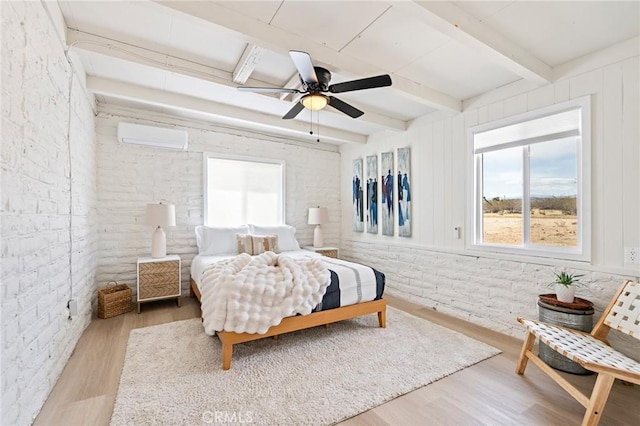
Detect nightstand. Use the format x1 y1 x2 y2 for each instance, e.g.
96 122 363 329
137 255 181 313
303 246 339 259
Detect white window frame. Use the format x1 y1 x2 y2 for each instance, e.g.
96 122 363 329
467 96 591 262
203 153 286 226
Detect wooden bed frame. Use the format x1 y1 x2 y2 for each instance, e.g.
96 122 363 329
190 277 387 370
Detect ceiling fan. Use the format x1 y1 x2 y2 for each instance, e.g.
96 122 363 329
238 51 392 120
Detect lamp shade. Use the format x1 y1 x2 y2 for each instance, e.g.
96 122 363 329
145 203 176 227
308 207 328 225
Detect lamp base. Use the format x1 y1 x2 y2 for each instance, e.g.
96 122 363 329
151 226 167 258
313 225 324 248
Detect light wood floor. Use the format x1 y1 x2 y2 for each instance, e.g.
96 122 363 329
35 295 639 425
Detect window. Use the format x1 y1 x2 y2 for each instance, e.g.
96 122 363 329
204 154 285 226
469 96 591 261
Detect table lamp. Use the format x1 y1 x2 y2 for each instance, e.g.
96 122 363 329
308 207 328 248
145 202 176 258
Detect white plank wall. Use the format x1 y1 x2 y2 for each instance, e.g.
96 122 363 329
622 59 640 252
432 121 446 246
342 55 639 270
451 114 466 250
416 125 433 243
603 63 624 266
442 118 453 249
340 55 640 340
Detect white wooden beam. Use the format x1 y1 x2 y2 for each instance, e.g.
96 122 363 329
393 1 552 85
86 76 367 145
68 29 405 132
67 29 268 90
97 104 341 153
553 36 640 81
153 0 462 113
233 44 264 84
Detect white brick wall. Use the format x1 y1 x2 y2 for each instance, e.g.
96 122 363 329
342 240 639 359
1 2 97 424
96 113 341 297
340 56 640 360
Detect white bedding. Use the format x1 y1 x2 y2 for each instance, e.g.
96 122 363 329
199 252 331 334
191 250 380 312
190 250 320 288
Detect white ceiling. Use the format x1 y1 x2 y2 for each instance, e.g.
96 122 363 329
58 1 639 145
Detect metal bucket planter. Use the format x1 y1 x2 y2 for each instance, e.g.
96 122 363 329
537 296 595 375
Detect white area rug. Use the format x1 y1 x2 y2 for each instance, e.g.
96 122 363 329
111 307 500 425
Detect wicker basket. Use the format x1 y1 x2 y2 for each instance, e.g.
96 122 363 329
320 249 338 258
98 282 132 319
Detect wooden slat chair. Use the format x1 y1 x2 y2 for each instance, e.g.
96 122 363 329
516 280 640 426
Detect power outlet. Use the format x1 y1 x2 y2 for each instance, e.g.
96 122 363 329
68 299 78 317
624 247 639 265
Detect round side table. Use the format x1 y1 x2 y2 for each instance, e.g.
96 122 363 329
537 294 595 375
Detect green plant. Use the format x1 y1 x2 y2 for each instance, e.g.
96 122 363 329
551 271 584 287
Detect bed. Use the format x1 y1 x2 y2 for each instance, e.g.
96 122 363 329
190 225 386 370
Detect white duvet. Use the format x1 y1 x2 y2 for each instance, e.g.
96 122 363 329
200 251 331 335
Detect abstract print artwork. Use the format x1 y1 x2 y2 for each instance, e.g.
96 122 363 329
352 158 364 232
366 155 378 234
397 147 412 237
380 152 394 236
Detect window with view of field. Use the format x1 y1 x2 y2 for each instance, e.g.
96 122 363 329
470 96 591 261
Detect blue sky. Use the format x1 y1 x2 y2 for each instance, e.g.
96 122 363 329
483 137 577 199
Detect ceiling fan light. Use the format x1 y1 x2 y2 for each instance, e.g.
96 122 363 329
301 94 328 111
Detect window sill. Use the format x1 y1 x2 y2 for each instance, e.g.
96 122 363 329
468 243 590 263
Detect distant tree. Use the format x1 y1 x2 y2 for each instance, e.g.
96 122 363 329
531 196 577 215
483 197 522 214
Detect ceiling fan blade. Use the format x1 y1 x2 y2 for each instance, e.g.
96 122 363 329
289 50 318 84
327 96 364 118
238 87 300 94
282 101 305 120
328 74 392 93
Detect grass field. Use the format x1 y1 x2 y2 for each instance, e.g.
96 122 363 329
483 210 577 246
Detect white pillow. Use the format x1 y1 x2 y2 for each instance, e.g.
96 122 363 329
195 225 250 255
249 224 300 251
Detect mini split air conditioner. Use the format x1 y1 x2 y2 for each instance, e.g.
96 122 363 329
117 122 188 151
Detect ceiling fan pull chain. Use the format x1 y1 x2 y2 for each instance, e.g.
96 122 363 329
317 111 320 143
309 109 313 136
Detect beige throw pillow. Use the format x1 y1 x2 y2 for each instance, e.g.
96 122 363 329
251 234 279 254
236 233 253 255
